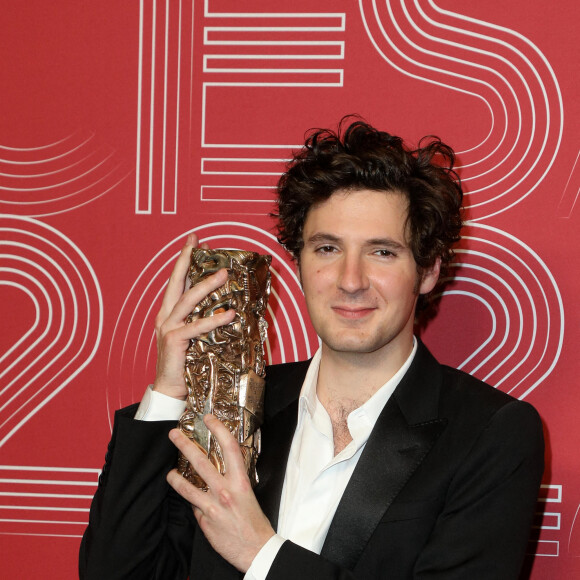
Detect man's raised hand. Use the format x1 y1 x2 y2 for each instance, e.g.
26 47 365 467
152 233 236 400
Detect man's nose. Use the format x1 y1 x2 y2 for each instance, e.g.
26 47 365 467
337 254 370 293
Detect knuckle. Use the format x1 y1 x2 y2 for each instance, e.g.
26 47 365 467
222 433 239 452
205 504 219 519
237 478 252 495
160 326 183 347
154 313 165 332
218 489 233 507
175 477 191 497
157 328 171 348
222 441 238 457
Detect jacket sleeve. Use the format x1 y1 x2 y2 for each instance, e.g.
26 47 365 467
265 399 544 580
79 405 196 580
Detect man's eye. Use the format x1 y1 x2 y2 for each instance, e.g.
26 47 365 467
316 245 337 254
375 249 394 257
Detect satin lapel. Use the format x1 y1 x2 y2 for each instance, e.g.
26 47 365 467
320 342 447 570
254 399 299 530
253 360 309 530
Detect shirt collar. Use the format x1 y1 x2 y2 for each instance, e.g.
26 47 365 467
297 348 322 425
297 338 418 430
357 337 417 427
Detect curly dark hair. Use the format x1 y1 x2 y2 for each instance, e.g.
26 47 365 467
274 117 463 293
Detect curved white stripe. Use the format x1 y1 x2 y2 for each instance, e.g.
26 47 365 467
400 0 538 184
0 132 94 158
0 253 64 398
0 148 105 179
436 287 497 369
363 0 563 216
464 223 564 396
24 169 132 218
387 0 519 175
359 1 497 155
0 217 103 446
0 151 117 193
108 222 310 423
0 278 41 364
0 269 52 383
266 299 286 363
455 248 536 384
385 0 551 203
448 273 511 374
427 0 564 216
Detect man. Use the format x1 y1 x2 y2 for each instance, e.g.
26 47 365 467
80 119 544 579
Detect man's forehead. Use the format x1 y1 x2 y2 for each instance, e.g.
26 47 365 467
307 187 408 214
302 188 410 239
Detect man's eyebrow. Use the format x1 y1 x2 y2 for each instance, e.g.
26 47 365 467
366 237 407 250
304 232 341 244
305 233 407 249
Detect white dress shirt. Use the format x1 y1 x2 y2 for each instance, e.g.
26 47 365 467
245 341 417 579
135 340 418 579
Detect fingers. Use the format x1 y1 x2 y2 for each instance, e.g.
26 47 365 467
165 268 230 330
169 416 246 484
203 415 248 480
166 466 208 509
153 234 234 399
178 308 235 341
166 423 274 573
153 304 235 398
157 234 199 324
169 429 219 488
166 428 226 510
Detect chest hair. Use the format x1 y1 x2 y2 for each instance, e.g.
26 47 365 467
326 399 362 455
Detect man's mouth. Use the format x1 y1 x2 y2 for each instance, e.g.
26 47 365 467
331 306 376 319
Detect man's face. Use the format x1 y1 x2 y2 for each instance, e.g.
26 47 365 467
299 189 439 360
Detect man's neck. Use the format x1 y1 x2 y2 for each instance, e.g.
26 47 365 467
314 339 414 455
316 338 414 409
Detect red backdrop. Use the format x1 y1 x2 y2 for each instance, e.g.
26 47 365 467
1 1 578 577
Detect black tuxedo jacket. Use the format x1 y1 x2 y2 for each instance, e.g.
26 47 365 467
79 342 544 579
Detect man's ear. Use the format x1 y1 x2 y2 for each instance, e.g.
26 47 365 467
418 257 441 295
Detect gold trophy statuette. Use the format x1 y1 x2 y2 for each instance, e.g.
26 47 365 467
177 248 271 489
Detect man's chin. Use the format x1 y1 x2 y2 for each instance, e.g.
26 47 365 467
322 336 385 355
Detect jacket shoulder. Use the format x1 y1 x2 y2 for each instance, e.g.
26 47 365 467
437 363 543 438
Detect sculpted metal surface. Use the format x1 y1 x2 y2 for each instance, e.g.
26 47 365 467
177 248 271 489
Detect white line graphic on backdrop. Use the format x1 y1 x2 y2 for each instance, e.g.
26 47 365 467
201 6 345 148
198 5 346 208
530 484 563 557
0 132 131 217
135 3 347 211
136 0 188 215
440 223 563 399
0 465 99 538
0 216 103 446
557 149 580 218
358 0 563 219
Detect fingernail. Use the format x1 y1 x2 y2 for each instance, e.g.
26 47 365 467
169 429 179 441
